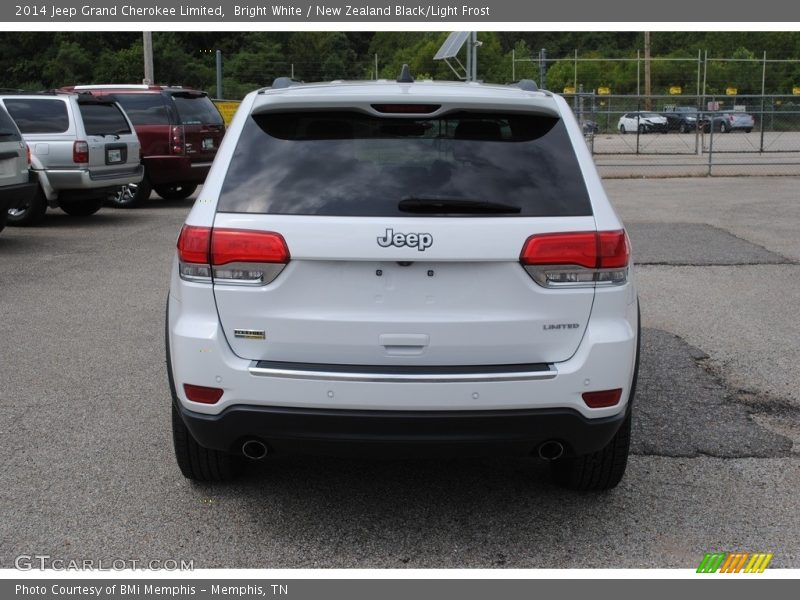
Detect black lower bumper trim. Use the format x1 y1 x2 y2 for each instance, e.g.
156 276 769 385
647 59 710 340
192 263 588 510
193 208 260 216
0 180 38 211
176 403 627 459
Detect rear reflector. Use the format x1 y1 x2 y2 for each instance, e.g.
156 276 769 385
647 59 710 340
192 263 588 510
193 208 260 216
183 384 224 404
582 389 623 408
520 230 630 288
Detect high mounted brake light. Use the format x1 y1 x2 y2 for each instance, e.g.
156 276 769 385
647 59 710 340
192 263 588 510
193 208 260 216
520 230 630 288
371 104 441 114
177 225 289 285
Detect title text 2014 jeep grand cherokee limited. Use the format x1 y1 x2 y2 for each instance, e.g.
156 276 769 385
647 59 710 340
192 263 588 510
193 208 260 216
166 73 640 491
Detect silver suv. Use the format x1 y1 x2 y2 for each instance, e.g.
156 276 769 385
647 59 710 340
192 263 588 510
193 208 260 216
167 74 640 491
0 91 143 225
0 105 37 234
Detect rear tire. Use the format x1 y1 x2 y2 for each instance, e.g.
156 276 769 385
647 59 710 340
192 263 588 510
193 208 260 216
720 122 729 133
745 127 752 133
550 411 632 491
154 183 197 201
107 176 151 209
171 404 241 482
7 185 47 226
59 197 103 217
0 210 6 233
166 298 241 482
619 125 626 134
550 302 640 492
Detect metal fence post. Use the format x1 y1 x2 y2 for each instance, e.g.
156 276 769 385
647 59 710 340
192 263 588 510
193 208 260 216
707 113 714 176
760 51 767 153
635 99 641 155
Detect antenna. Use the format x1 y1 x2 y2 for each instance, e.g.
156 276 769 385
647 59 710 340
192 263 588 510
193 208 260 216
397 64 414 83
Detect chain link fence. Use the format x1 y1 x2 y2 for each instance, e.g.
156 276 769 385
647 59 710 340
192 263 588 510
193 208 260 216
565 93 800 177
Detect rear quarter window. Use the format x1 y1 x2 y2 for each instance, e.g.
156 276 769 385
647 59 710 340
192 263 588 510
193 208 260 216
113 94 170 126
78 102 132 136
218 110 592 218
170 94 224 126
0 106 22 141
3 98 70 134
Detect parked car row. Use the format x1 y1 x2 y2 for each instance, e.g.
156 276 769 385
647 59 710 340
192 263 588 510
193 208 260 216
614 108 755 135
0 85 224 228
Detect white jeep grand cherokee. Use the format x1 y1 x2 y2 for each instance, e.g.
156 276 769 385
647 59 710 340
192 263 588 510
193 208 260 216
166 71 640 491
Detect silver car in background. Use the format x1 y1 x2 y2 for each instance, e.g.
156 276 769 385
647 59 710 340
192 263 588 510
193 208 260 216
0 105 37 233
0 91 143 225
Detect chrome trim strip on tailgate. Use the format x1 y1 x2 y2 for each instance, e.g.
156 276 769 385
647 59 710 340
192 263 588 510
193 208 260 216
248 362 557 383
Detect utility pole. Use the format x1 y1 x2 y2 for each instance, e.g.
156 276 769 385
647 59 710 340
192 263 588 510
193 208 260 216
539 48 547 90
142 31 154 85
215 50 223 98
644 31 652 110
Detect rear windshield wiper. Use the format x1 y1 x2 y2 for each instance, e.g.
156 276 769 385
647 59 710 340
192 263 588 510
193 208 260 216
399 196 521 214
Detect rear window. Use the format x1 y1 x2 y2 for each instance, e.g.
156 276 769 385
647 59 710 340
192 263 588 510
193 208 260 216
78 101 132 136
3 98 69 134
114 94 170 126
171 94 223 126
218 110 592 217
0 106 21 141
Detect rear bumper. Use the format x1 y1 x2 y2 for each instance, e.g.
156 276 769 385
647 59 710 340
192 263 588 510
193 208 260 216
144 156 212 185
175 401 629 458
0 175 37 210
42 165 143 193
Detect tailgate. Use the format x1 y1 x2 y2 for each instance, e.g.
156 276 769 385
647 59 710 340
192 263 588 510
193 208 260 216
211 215 596 366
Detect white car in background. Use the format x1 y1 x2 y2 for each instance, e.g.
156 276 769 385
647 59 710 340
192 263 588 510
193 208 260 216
618 112 668 134
166 71 640 491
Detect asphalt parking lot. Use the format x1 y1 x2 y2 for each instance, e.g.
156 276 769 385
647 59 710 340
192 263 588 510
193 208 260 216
1 177 798 569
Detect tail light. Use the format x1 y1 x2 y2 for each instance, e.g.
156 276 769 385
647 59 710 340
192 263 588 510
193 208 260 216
25 144 31 165
73 140 89 164
177 225 289 285
520 230 630 288
170 125 185 155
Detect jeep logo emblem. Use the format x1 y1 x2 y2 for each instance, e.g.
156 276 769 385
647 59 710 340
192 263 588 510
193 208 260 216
377 228 433 251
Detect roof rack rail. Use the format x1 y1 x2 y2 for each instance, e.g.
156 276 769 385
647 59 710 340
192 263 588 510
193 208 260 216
0 88 61 96
397 64 414 83
510 80 539 92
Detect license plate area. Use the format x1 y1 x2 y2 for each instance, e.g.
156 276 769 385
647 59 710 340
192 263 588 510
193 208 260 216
105 144 127 165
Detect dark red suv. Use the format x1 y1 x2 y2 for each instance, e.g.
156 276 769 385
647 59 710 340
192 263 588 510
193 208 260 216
61 85 225 207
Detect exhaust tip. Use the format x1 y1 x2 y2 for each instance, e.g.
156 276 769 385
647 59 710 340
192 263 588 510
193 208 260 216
538 440 565 461
241 439 269 461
